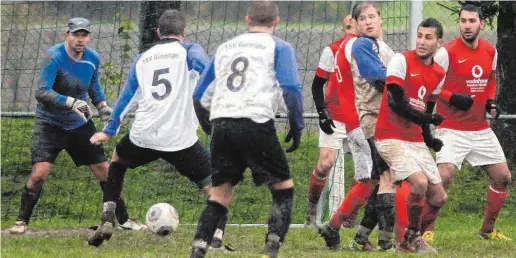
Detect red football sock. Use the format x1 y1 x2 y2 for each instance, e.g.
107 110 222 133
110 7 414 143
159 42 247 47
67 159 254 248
330 182 373 229
395 181 410 243
407 192 425 232
421 202 442 233
308 169 327 204
480 184 508 233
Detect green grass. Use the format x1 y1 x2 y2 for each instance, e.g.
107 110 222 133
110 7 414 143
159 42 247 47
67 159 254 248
1 117 516 257
2 215 516 258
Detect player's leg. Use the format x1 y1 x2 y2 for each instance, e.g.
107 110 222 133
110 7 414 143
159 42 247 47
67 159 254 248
480 162 511 239
394 181 410 244
10 120 63 234
163 140 229 249
190 118 245 258
375 140 433 253
416 145 447 247
244 119 294 257
465 129 511 240
346 128 377 250
421 128 468 242
346 128 373 229
306 123 346 226
87 133 157 246
69 121 143 230
351 136 394 251
351 184 378 251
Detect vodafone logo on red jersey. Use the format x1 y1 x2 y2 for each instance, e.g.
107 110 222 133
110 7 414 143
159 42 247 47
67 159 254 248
472 65 483 78
466 64 488 92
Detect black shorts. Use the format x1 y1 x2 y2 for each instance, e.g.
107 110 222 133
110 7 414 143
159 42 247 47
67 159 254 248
31 119 107 167
115 134 212 188
210 118 291 187
367 137 389 180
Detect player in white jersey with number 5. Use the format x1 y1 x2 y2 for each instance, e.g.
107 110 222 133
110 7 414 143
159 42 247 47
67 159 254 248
190 2 304 258
87 10 227 248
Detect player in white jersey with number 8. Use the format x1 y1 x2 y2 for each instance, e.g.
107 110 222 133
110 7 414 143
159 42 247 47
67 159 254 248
190 2 304 258
87 10 228 248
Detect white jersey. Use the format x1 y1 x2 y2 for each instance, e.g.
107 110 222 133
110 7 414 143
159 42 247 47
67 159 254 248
193 32 303 128
104 39 209 151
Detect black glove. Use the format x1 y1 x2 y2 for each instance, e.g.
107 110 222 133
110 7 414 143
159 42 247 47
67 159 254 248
485 99 500 119
449 93 474 111
422 125 443 152
318 108 336 134
285 128 302 153
430 113 444 126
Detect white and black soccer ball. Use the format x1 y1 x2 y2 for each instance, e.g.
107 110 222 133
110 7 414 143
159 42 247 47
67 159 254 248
145 203 179 236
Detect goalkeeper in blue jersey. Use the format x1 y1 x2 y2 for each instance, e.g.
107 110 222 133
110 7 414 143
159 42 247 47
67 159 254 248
190 2 304 258
87 10 228 249
8 17 144 234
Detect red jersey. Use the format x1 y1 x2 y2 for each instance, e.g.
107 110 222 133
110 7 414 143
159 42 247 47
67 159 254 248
375 50 446 142
434 37 497 131
315 34 360 131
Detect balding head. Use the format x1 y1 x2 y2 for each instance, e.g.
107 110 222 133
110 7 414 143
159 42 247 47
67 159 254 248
341 14 358 37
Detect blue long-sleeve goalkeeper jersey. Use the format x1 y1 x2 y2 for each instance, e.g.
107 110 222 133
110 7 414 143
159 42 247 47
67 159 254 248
35 43 105 130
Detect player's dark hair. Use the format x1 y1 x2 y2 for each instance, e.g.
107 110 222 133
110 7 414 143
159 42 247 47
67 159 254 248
352 2 381 20
418 18 443 39
459 4 484 20
158 9 186 37
247 1 279 27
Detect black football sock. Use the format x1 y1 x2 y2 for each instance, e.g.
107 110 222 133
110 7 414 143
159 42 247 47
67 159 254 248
17 185 43 224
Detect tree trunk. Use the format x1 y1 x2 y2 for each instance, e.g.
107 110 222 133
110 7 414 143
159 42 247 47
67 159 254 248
139 1 181 53
495 2 516 173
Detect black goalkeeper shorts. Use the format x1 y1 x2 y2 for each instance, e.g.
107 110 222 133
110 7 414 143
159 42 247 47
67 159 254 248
31 119 107 167
210 118 292 187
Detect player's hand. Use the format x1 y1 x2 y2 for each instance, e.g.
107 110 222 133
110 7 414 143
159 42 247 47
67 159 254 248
285 128 302 153
96 102 113 123
449 93 474 111
486 99 500 119
66 97 92 122
90 132 110 145
424 136 443 152
422 124 443 152
318 108 335 134
430 113 444 126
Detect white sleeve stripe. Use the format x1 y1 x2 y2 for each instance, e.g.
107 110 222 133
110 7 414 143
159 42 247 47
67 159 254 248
386 53 407 80
492 49 498 71
434 47 449 72
317 46 334 72
345 37 356 63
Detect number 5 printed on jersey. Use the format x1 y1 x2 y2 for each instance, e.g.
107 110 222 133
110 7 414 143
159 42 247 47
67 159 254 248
152 68 172 100
227 56 249 92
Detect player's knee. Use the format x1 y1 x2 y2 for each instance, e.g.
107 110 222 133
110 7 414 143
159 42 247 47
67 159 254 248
317 154 336 173
495 171 512 188
27 175 46 189
410 177 428 194
430 192 448 207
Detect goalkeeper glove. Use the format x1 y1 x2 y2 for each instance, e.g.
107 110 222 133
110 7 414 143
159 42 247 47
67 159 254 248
66 97 92 122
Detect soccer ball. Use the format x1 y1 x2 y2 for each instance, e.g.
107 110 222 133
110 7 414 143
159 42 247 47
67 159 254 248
145 203 179 236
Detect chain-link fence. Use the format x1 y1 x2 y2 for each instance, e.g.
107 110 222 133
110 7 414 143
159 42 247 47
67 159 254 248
1 1 512 225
